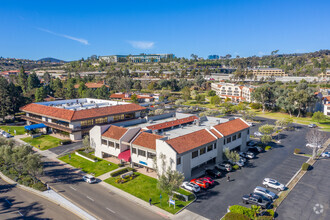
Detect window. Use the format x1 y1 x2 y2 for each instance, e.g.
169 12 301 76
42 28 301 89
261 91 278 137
232 135 236 141
132 147 136 154
81 119 94 127
101 139 107 145
108 141 114 147
214 143 217 149
227 137 231 143
207 145 213 152
224 139 226 145
115 143 120 149
138 149 146 157
113 114 125 121
177 157 181 165
192 150 198 159
247 130 250 134
238 133 241 138
95 117 108 124
200 147 206 155
147 152 156 159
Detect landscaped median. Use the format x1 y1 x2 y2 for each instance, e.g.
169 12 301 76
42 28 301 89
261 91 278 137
21 135 63 150
59 153 118 177
104 172 195 214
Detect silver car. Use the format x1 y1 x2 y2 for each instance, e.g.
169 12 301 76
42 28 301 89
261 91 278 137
254 186 276 199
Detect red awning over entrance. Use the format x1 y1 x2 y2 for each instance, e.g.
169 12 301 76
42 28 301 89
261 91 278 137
118 149 131 162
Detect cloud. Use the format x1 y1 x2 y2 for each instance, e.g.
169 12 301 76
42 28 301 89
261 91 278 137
128 41 155 49
36 27 89 45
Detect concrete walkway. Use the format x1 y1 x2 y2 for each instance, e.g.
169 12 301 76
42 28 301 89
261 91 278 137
98 166 126 181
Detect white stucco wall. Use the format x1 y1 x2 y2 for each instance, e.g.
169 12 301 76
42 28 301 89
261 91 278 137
155 139 177 175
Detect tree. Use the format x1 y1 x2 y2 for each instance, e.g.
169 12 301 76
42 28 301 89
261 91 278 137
259 124 275 144
35 87 47 102
181 87 191 101
43 72 51 84
96 85 110 99
210 96 221 105
224 148 240 163
195 94 205 103
207 90 216 96
194 75 205 87
312 111 326 123
190 54 198 61
131 94 138 103
251 84 274 112
275 118 293 130
306 129 327 159
241 110 256 121
155 109 165 115
65 81 77 99
18 66 28 92
133 80 142 90
0 77 10 121
27 72 40 91
154 153 184 198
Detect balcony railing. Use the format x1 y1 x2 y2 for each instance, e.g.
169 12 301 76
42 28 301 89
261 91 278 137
21 115 73 133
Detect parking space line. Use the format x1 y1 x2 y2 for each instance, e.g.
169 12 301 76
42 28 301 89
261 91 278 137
106 207 115 213
86 196 94 201
69 186 77 191
17 211 24 216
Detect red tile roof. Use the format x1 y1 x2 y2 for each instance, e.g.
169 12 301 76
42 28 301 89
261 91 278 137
110 93 127 99
147 116 199 131
213 118 249 136
132 132 164 150
166 129 217 154
20 103 146 121
210 129 223 138
102 125 128 140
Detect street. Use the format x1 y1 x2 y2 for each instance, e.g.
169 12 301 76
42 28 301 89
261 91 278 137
0 179 79 220
40 158 164 220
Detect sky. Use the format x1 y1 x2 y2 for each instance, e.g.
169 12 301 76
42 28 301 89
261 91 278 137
0 0 329 61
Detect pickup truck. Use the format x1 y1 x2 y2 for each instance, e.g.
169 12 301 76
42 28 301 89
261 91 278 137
242 194 271 209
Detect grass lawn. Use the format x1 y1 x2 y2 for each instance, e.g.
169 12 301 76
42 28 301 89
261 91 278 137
59 153 118 177
104 173 194 214
252 110 330 131
0 126 26 136
21 135 62 150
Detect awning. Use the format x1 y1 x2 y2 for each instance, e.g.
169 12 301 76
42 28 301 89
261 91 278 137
24 123 47 131
118 149 131 162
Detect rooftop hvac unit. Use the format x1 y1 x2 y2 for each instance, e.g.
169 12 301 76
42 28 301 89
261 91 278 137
216 119 221 125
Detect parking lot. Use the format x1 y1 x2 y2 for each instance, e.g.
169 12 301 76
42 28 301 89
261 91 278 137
187 117 316 220
276 145 330 220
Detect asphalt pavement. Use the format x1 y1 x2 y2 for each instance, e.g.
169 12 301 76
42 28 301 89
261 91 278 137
187 117 314 220
48 141 83 156
0 179 79 220
276 146 330 220
40 158 164 220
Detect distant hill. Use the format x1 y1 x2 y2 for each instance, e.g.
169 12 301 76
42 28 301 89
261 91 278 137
38 57 66 63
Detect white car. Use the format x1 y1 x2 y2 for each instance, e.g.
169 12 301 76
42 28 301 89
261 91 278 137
254 131 263 137
3 133 11 138
83 175 97 184
239 151 255 159
321 152 330 157
263 178 285 191
181 181 200 193
254 186 276 200
306 143 321 148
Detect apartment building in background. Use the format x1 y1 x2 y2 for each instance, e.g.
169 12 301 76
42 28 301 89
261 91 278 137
248 68 288 77
99 54 174 63
90 113 250 179
20 98 146 140
211 83 255 102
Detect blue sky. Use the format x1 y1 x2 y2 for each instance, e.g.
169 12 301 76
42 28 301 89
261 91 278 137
0 0 329 61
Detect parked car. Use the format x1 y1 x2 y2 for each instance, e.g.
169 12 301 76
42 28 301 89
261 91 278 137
254 186 276 200
3 133 11 138
181 181 200 193
229 158 245 167
263 178 285 191
254 131 263 137
242 194 271 209
190 178 209 189
308 124 317 128
321 152 330 158
201 177 215 185
83 175 97 184
239 152 255 159
215 163 232 172
252 192 273 203
306 143 321 148
205 169 222 178
247 140 257 146
239 156 247 163
248 146 263 153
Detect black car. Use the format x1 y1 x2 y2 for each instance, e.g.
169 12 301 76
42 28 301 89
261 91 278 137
242 194 271 209
250 193 273 203
205 169 222 178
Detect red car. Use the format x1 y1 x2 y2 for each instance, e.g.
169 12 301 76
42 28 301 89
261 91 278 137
190 178 209 189
200 177 215 185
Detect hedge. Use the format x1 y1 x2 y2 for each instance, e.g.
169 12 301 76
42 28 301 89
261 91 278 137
232 164 240 170
223 212 249 220
77 150 99 161
302 163 310 171
61 139 72 145
265 146 272 151
111 168 129 177
229 205 254 219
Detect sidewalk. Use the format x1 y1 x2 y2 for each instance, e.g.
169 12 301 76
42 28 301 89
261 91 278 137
98 166 126 181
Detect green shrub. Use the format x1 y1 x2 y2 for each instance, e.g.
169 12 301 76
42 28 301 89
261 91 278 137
61 139 72 145
232 164 240 170
265 146 272 151
229 205 254 219
306 112 313 118
224 212 250 220
294 148 301 154
256 216 273 220
174 193 186 201
32 182 47 191
250 103 262 109
266 209 275 217
302 163 310 171
110 168 129 177
77 150 98 161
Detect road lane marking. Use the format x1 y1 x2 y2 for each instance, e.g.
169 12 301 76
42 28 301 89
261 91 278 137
17 211 24 216
86 196 94 201
5 199 12 205
106 207 115 213
69 186 77 191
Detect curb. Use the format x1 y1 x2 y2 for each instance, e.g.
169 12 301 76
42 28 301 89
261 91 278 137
0 171 87 220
